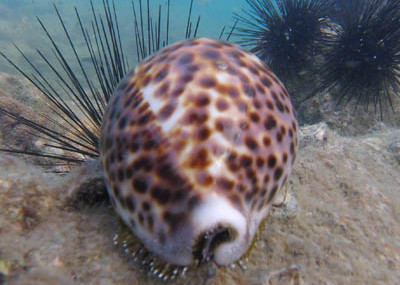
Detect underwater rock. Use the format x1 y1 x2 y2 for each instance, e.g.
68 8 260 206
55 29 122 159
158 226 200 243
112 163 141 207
298 90 400 136
0 74 92 172
7 268 75 285
0 79 47 157
0 73 44 109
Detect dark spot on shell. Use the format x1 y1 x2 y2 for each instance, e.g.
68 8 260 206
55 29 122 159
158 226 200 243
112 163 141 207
267 185 279 203
249 65 260 75
274 167 283 181
159 104 175 119
228 49 244 60
126 195 136 211
240 155 253 168
196 93 210 107
253 100 261 110
250 112 260 123
154 67 169 82
227 66 238 75
133 156 153 171
277 132 283 142
264 115 277 130
216 98 229 111
263 135 272 147
245 136 258 151
138 111 153 125
238 73 249 84
142 75 151 86
156 164 183 185
243 84 255 97
275 99 284 113
190 148 210 168
283 153 288 163
261 76 272 88
118 116 128 129
180 74 194 84
163 211 185 231
129 141 140 153
228 86 239 98
138 213 144 225
203 50 220 59
171 86 185 97
256 83 265 94
264 174 270 183
217 177 234 191
187 111 208 125
151 186 171 204
238 100 248 113
155 81 170 97
178 53 194 65
125 165 134 178
199 76 217 88
229 194 243 210
215 120 224 132
292 121 297 132
267 154 277 168
197 172 214 186
185 64 199 73
290 142 295 155
132 178 148 194
239 121 249 130
197 126 211 141
142 201 151 211
256 156 265 168
124 90 137 107
172 189 187 203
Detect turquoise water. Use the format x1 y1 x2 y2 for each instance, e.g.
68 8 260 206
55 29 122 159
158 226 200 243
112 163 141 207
0 0 246 75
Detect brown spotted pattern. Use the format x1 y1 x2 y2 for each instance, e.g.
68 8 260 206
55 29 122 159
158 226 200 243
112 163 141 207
100 38 298 266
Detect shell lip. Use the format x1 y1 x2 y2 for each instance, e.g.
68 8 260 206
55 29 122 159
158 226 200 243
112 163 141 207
192 223 237 263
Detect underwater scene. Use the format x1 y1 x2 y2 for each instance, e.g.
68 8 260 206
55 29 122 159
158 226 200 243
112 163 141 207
0 0 399 284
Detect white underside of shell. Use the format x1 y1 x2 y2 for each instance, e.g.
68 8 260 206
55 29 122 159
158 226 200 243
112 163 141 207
191 193 248 265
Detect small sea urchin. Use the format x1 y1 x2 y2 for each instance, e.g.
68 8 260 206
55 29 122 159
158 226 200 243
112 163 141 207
318 0 400 119
234 0 334 84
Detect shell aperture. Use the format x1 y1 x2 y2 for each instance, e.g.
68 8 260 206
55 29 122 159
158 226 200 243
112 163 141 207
100 38 298 266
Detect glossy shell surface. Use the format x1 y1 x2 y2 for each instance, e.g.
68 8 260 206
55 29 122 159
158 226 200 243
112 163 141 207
100 38 298 266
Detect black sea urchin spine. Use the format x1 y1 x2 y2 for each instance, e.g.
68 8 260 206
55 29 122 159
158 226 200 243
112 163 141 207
234 0 335 84
0 0 202 170
318 0 400 119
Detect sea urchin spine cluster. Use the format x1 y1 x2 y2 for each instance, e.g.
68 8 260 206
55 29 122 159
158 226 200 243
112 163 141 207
235 0 400 118
319 0 400 118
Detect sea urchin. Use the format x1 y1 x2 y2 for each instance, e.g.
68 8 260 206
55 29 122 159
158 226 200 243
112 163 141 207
234 0 334 84
318 0 400 119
